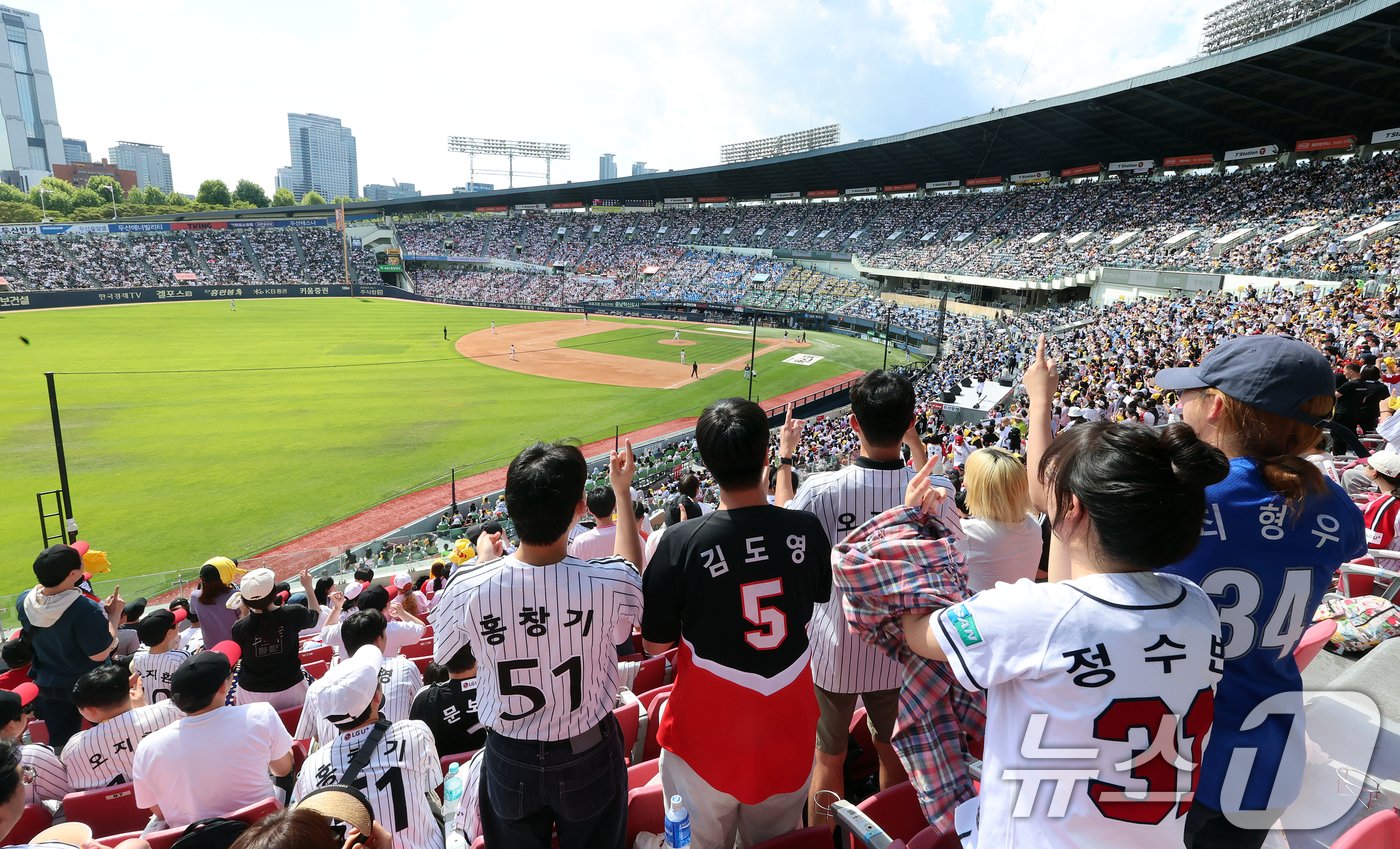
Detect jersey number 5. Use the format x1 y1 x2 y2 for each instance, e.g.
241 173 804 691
497 656 584 721
740 578 787 650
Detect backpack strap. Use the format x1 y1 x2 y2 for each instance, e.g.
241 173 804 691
339 719 392 788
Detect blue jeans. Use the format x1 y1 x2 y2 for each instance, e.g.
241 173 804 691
481 714 627 849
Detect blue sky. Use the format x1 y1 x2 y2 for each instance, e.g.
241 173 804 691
27 0 1221 195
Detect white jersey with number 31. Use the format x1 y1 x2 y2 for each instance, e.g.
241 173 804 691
933 571 1223 849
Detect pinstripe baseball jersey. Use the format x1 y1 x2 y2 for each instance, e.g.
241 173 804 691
61 700 182 790
297 655 423 746
21 742 68 805
292 719 445 849
131 648 190 704
789 458 962 693
177 626 204 654
433 554 642 741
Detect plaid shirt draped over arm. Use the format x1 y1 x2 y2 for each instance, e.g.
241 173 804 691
833 505 986 834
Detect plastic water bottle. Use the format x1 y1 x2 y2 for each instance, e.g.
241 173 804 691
664 794 691 848
442 762 466 847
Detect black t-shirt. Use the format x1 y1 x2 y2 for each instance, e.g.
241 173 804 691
643 505 831 678
230 604 318 693
409 677 485 756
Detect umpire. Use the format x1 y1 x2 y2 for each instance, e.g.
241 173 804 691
431 441 644 849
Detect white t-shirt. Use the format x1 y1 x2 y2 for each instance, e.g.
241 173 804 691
132 703 293 827
320 620 426 659
957 516 1044 592
293 720 445 849
568 524 647 567
63 700 183 790
931 573 1222 849
298 655 424 746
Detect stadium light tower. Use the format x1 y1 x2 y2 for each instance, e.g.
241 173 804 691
448 137 571 189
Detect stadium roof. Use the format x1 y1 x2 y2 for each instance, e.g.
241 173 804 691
184 0 1400 221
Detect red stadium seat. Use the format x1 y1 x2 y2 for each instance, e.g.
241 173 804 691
277 704 303 736
412 655 434 675
614 699 642 764
626 782 666 849
850 782 926 849
1294 619 1338 671
628 757 660 791
442 750 476 775
6 803 52 843
64 781 150 835
845 707 879 786
750 826 834 848
291 739 310 774
26 719 47 746
1332 809 1400 849
299 644 333 666
632 654 667 696
641 688 673 763
304 660 330 680
98 797 280 849
908 825 963 849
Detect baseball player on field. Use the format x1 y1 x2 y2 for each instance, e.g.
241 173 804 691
773 370 959 828
292 643 445 849
432 440 644 849
63 665 181 790
297 609 423 747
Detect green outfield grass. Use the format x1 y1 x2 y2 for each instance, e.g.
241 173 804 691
558 326 755 364
0 297 894 615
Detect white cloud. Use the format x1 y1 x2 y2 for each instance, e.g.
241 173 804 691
874 0 961 65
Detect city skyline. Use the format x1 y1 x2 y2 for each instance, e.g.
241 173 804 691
25 0 1222 196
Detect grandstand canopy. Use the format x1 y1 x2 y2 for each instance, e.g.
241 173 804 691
183 0 1400 221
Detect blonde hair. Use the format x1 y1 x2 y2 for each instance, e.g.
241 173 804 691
964 447 1032 524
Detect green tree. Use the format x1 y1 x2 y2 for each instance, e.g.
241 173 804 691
233 179 270 208
71 187 105 209
141 185 168 205
167 192 189 207
0 200 41 223
0 182 27 204
29 185 73 215
271 187 295 207
85 175 123 201
229 199 256 210
195 179 232 207
300 190 325 205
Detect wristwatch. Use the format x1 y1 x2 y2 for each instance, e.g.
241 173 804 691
779 457 794 465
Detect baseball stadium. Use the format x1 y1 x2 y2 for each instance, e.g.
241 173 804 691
1 0 1399 847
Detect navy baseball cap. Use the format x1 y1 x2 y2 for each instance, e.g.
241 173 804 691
1154 335 1334 426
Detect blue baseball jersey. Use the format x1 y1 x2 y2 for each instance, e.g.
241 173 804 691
1164 457 1364 813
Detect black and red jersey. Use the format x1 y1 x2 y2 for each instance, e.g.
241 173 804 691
643 505 831 803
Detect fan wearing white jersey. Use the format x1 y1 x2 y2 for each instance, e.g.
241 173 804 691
292 644 444 849
897 420 1229 849
297 609 423 747
434 441 644 849
773 370 962 828
64 664 181 790
0 684 68 807
132 608 190 704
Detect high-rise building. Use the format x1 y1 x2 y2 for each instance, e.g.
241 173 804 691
363 182 421 201
631 161 659 176
287 113 358 201
62 137 88 163
108 141 173 193
275 166 294 193
0 7 65 188
599 153 616 181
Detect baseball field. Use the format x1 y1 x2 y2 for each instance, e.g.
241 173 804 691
0 297 897 611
